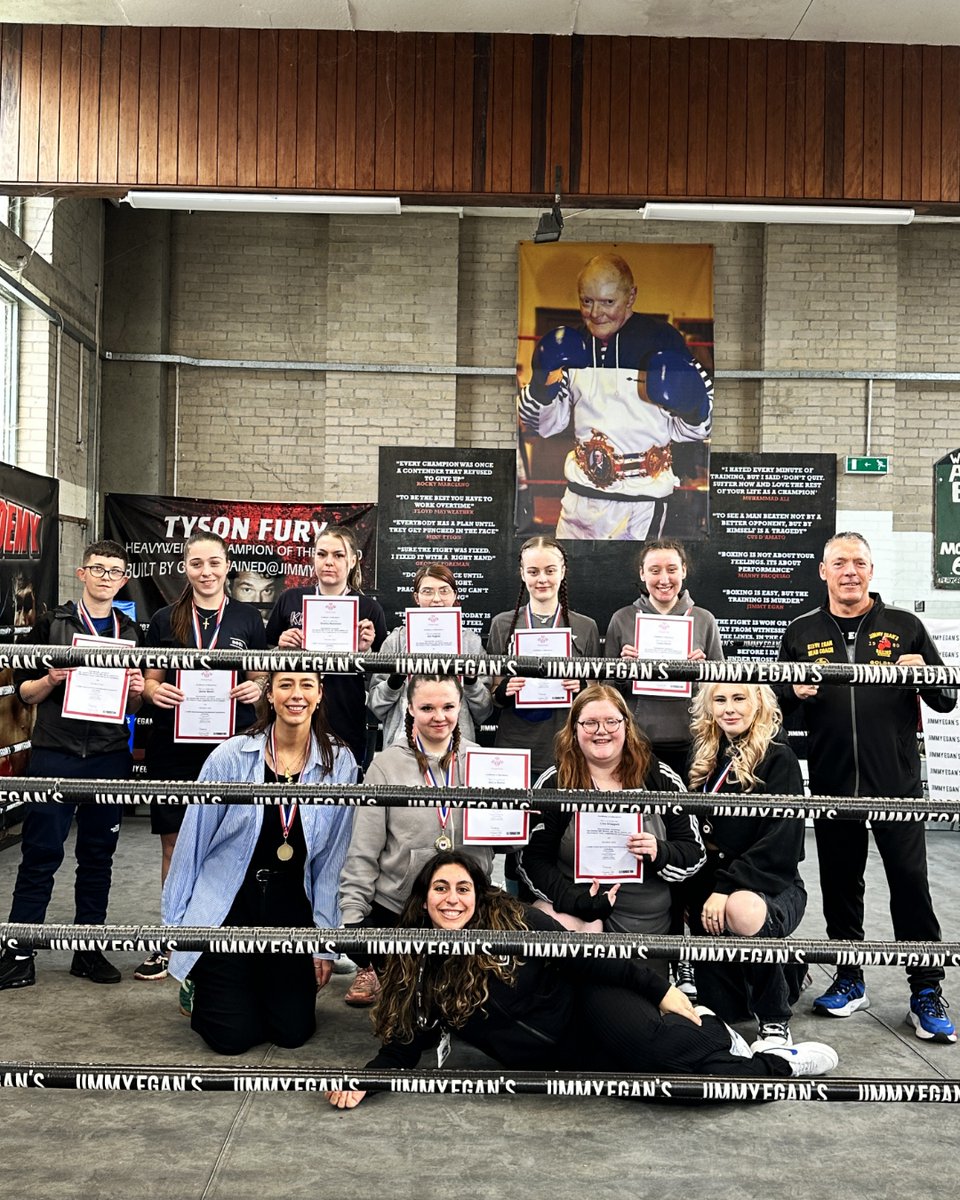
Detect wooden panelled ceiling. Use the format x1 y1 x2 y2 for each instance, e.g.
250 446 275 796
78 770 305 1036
1 25 959 209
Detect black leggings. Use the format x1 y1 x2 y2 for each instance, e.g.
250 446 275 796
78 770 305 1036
568 984 792 1080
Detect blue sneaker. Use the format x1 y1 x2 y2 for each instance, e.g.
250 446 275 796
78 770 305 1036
908 989 957 1044
812 975 869 1017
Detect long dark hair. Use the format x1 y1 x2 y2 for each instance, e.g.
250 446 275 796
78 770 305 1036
246 671 344 774
374 852 526 1044
403 675 464 774
505 535 571 648
553 684 652 790
169 531 230 646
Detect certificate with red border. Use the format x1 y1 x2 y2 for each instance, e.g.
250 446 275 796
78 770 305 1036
513 627 573 709
174 669 237 743
462 748 531 844
405 606 462 654
301 596 359 652
632 613 694 697
574 812 644 883
61 635 134 724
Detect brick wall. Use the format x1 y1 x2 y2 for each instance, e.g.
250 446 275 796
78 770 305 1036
16 201 960 610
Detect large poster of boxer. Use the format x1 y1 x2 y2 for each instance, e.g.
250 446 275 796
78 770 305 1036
0 464 59 780
516 242 714 542
104 494 379 625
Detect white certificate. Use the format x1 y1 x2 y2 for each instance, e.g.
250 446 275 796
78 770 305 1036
174 670 237 743
61 635 134 724
513 627 573 709
574 812 643 883
462 748 531 844
301 595 359 652
632 613 694 697
405 607 462 654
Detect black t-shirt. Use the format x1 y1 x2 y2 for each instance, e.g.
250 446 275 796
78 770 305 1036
144 598 267 777
265 587 387 766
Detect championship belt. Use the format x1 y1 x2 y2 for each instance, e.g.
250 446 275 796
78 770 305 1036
574 430 672 490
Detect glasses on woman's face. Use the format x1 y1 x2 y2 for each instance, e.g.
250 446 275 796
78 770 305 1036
576 717 626 734
83 564 126 580
417 585 455 600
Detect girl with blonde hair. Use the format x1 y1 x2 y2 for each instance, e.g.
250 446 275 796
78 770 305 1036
685 682 808 1052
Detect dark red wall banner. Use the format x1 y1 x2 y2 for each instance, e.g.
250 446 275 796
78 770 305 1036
0 463 58 781
104 495 379 625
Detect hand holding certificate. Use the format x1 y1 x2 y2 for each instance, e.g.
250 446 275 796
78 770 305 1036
62 635 135 724
405 607 462 654
513 627 573 709
574 812 644 883
302 596 359 652
462 749 531 844
174 669 237 743
632 613 694 697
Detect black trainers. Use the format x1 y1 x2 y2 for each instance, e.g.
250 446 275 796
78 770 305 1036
134 951 169 981
0 949 36 991
70 949 122 984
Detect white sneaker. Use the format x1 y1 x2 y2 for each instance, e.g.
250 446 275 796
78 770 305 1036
750 1020 794 1053
332 956 357 975
760 1041 839 1077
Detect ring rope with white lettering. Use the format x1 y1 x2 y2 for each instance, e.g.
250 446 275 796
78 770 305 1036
2 922 957 967
3 777 958 823
1 643 957 686
0 1062 956 1102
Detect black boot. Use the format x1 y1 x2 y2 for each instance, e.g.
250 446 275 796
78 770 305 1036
0 949 36 991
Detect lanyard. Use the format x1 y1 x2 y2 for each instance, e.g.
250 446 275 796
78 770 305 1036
705 759 736 793
76 599 119 639
416 734 456 831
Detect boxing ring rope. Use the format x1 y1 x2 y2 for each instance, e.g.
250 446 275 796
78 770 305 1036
1 643 957 1101
1 645 958 688
1 1063 957 1102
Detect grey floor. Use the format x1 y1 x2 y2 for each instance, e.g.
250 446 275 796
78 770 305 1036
1 816 959 1200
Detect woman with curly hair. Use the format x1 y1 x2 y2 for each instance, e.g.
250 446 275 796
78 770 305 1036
337 675 494 1008
327 851 837 1108
516 685 704 954
685 683 808 1052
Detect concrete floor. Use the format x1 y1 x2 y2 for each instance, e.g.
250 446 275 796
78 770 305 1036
0 816 958 1200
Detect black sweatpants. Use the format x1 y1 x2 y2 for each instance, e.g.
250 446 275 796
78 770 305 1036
814 817 944 991
570 984 793 1079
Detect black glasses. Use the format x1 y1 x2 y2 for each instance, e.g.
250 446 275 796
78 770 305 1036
82 565 126 580
576 717 626 734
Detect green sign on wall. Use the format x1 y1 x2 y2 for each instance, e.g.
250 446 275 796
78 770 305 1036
934 449 960 589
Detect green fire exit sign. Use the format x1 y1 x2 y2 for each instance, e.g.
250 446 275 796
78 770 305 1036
845 456 889 475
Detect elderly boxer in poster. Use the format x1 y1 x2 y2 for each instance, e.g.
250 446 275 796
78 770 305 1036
518 253 713 541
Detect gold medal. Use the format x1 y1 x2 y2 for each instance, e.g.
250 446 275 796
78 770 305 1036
276 841 294 862
434 834 453 852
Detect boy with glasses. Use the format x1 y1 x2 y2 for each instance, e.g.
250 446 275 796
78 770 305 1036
0 539 144 990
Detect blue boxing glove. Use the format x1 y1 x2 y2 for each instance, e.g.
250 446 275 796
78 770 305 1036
643 350 713 424
528 326 589 403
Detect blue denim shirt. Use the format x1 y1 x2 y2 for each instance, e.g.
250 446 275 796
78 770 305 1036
161 730 357 980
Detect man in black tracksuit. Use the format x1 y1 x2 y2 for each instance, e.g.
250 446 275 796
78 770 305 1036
778 531 956 1043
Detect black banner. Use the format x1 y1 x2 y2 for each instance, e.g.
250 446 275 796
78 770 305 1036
690 453 837 659
376 448 518 635
0 464 58 780
104 494 379 625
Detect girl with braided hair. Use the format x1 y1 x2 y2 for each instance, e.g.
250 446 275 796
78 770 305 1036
337 675 495 1007
486 536 600 780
